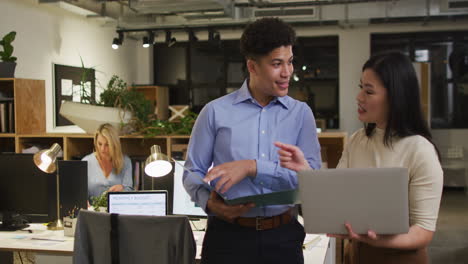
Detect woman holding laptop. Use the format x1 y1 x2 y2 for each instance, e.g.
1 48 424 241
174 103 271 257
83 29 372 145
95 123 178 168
276 51 443 264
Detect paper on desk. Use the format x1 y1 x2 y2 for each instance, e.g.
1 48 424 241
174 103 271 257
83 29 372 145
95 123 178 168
223 189 300 207
303 234 322 251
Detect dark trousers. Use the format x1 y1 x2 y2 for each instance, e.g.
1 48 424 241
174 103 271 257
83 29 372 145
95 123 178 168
201 216 305 264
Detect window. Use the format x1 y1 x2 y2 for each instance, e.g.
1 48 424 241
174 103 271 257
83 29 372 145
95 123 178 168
292 36 339 129
372 31 468 128
153 36 340 129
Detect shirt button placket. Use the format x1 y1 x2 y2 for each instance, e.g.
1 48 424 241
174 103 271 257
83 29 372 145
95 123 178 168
259 107 267 161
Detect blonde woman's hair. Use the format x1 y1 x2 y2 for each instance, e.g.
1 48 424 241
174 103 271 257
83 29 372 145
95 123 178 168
94 123 124 174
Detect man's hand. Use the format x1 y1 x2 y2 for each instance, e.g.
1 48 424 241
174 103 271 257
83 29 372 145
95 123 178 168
108 184 124 192
274 141 311 172
207 191 255 223
204 160 256 193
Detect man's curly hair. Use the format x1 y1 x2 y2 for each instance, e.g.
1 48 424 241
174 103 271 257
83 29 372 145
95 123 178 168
240 17 296 59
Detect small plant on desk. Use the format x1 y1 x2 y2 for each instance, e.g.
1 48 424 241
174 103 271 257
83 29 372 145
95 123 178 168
90 191 108 212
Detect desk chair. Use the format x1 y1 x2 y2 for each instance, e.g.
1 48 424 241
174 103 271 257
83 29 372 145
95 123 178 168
73 210 196 264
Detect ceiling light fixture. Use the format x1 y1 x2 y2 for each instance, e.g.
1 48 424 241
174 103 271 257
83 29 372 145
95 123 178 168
165 31 177 47
143 31 155 48
112 32 124 50
208 29 221 44
142 36 150 48
188 30 198 42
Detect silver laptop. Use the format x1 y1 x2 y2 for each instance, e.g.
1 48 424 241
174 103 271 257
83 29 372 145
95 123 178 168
298 167 409 234
107 191 168 216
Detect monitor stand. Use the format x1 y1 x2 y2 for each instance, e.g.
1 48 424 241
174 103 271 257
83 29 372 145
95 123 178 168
0 211 29 231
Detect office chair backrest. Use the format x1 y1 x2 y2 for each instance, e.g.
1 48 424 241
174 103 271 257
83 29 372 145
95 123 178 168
73 210 196 264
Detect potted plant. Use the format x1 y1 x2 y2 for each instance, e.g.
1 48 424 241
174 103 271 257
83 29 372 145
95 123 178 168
141 111 198 136
59 59 197 135
59 59 134 134
90 191 108 212
0 31 17 78
100 75 154 133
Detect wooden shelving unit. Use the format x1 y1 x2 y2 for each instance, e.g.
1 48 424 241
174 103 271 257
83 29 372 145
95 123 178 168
318 132 347 169
8 133 347 166
0 78 46 135
0 133 15 153
131 85 169 120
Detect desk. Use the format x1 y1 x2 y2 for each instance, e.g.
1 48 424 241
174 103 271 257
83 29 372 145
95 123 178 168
0 224 73 264
0 222 330 264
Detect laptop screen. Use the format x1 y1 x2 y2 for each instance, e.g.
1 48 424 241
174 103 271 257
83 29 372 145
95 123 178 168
107 191 167 216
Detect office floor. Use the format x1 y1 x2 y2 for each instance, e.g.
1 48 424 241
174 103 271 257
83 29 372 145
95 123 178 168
429 188 468 264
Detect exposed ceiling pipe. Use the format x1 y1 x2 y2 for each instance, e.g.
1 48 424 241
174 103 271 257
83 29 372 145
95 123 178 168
235 0 396 8
38 0 137 20
422 0 430 25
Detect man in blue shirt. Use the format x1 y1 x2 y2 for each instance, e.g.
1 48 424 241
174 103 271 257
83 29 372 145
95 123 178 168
183 17 321 264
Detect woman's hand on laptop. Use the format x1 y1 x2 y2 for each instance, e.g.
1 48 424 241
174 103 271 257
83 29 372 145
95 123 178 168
329 222 435 250
274 142 311 172
327 222 379 244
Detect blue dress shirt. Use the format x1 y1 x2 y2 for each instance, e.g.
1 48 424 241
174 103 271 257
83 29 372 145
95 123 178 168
183 80 321 217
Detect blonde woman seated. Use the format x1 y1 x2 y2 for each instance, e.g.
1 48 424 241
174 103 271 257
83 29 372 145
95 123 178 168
275 52 443 264
83 123 133 200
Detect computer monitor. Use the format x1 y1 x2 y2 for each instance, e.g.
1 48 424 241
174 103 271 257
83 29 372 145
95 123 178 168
57 160 88 220
0 153 53 230
172 161 207 217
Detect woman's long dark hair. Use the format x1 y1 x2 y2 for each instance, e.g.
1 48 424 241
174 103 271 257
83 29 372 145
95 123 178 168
362 51 440 159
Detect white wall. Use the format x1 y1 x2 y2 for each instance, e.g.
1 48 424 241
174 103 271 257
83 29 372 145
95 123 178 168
134 46 153 85
0 0 146 133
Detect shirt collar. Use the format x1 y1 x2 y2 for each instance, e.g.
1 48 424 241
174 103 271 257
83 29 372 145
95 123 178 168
233 79 290 109
233 80 252 105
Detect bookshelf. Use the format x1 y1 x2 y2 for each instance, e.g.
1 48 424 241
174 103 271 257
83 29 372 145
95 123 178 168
0 78 46 134
0 133 15 153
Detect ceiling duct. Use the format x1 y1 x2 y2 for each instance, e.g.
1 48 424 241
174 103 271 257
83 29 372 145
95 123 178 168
128 0 226 14
254 7 316 18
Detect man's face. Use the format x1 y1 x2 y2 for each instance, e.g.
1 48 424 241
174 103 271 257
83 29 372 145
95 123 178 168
248 45 293 104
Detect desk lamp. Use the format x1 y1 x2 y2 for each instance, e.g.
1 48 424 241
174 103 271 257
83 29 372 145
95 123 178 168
144 145 208 190
144 145 172 189
33 143 63 230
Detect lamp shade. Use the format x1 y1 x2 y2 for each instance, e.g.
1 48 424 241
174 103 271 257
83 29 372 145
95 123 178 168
144 145 172 177
33 143 61 173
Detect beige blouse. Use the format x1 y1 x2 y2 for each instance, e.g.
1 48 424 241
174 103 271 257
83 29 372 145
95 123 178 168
337 128 443 231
